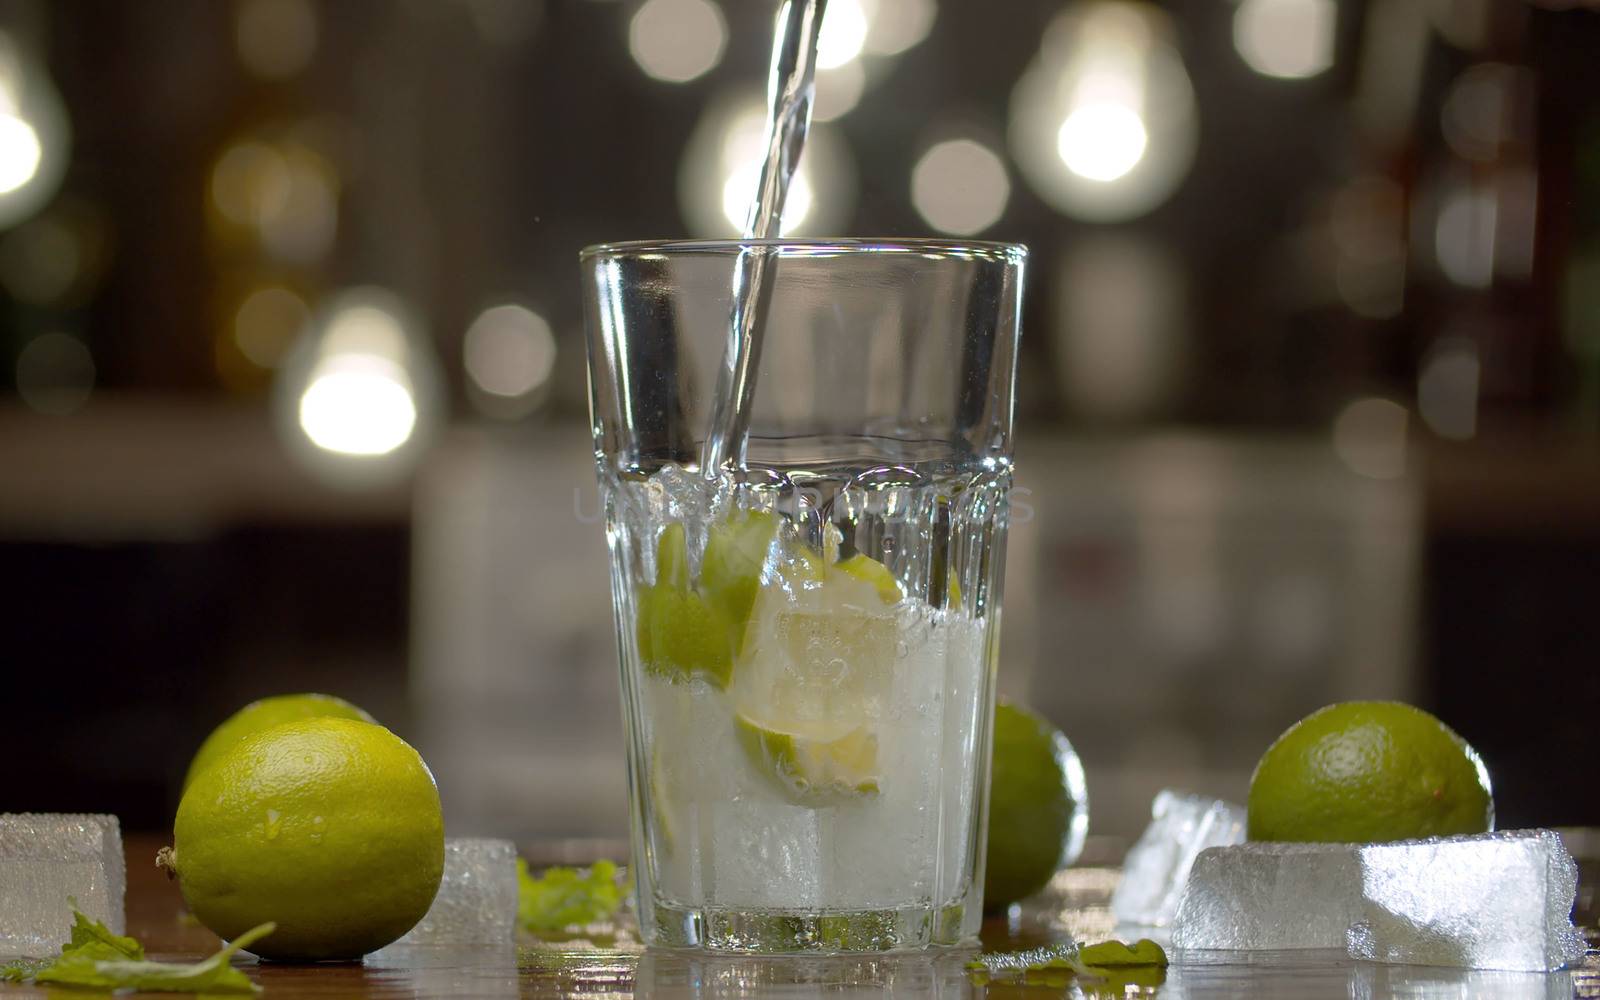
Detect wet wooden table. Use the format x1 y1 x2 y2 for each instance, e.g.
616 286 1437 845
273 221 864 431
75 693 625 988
3 836 1595 999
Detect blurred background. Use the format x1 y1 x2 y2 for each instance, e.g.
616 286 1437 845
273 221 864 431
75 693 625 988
4 0 1598 841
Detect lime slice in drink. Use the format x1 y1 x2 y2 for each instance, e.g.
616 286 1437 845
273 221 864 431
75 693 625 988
734 715 880 805
701 509 780 652
833 553 903 604
636 523 734 688
732 555 902 804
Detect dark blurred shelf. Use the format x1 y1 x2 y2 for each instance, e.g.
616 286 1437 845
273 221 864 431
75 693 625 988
0 395 408 541
1424 435 1600 537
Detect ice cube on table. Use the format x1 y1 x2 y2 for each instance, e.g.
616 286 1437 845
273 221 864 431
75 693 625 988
1110 790 1246 928
1170 830 1587 972
385 838 519 947
0 813 125 958
1345 829 1587 972
1170 840 1364 950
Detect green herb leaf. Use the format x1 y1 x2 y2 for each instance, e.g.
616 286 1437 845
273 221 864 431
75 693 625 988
63 907 145 961
517 859 629 933
34 921 273 994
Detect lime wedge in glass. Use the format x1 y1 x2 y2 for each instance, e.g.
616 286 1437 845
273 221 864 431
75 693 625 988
700 509 780 652
833 553 904 604
636 523 734 688
735 715 881 805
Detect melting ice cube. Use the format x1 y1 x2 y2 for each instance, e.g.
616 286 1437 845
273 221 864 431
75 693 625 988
0 813 124 958
1170 829 1587 972
383 838 519 947
1110 790 1246 928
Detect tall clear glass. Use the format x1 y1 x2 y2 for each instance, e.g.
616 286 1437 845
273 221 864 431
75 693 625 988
581 238 1026 952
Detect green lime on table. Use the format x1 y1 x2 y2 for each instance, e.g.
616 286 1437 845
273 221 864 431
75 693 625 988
184 692 374 790
1247 700 1493 843
983 701 1088 911
161 717 444 961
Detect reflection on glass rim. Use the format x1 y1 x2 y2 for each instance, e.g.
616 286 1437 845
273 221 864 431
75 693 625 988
580 236 1028 262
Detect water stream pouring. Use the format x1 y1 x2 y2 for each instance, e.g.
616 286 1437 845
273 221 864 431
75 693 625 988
698 0 828 477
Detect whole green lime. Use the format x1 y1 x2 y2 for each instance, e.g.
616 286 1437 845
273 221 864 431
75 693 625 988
184 693 375 790
163 718 444 961
983 701 1088 911
1248 701 1493 843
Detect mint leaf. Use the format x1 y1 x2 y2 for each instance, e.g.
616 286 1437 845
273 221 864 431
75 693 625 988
34 921 273 994
517 859 629 933
63 907 145 961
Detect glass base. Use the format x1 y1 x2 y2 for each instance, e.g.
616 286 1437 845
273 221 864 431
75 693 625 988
647 900 973 953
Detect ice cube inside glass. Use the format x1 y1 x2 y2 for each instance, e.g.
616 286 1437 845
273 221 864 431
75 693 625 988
582 239 1026 951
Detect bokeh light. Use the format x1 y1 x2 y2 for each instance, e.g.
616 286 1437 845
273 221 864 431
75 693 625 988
235 0 319 80
261 143 338 262
0 32 71 229
211 140 290 227
628 0 727 84
297 302 416 456
813 62 866 122
1442 63 1529 162
721 161 812 234
817 0 869 70
464 304 557 418
678 91 855 237
861 0 936 56
1057 103 1148 182
911 138 1010 235
1232 0 1337 80
209 137 338 262
0 113 41 193
1332 398 1408 479
15 332 95 416
275 289 438 478
1331 176 1407 320
299 362 417 456
1009 3 1197 222
1427 0 1492 51
234 286 310 368
1418 337 1480 440
1434 183 1496 289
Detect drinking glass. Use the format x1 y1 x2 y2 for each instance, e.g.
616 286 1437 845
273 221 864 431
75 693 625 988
581 238 1026 952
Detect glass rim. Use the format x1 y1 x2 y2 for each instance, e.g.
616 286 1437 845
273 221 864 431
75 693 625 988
579 236 1028 263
